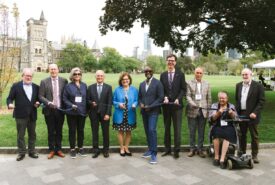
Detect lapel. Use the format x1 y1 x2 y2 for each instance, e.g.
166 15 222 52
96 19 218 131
20 82 29 102
146 78 155 94
47 77 53 95
58 77 63 95
247 81 255 98
31 84 36 103
94 83 100 101
172 71 179 87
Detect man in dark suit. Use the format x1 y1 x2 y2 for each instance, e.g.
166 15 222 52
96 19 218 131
160 54 186 159
7 68 40 161
235 68 265 163
139 66 164 164
39 64 68 159
87 70 112 158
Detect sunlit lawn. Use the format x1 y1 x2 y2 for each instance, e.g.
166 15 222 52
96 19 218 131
0 72 274 147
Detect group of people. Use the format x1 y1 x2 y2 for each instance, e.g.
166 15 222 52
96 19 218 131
7 54 265 167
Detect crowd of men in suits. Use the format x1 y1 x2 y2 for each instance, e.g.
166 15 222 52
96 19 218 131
7 54 265 165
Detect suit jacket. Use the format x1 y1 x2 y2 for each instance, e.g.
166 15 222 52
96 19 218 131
138 77 164 114
87 83 112 118
160 69 186 108
113 85 138 125
39 76 68 115
6 81 39 120
186 79 212 118
235 80 265 124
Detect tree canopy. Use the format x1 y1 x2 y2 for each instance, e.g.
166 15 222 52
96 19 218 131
99 0 275 57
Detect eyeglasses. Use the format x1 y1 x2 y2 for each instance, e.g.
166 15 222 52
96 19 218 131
73 73 82 76
167 59 175 62
122 78 129 81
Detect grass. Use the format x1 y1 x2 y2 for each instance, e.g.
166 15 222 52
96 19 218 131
0 73 274 147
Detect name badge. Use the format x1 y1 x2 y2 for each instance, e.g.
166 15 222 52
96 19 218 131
75 96 82 103
220 120 228 126
195 94 202 100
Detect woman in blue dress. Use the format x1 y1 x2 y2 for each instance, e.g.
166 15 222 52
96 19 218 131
113 72 138 156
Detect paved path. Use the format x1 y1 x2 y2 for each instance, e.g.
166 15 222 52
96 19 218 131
0 149 275 185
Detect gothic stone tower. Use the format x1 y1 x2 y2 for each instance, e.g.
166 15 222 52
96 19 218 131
24 11 48 71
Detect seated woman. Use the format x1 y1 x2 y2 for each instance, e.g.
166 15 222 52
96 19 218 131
209 91 237 169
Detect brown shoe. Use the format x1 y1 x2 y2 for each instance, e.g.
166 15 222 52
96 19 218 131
187 150 195 157
47 151 55 159
252 156 259 164
198 151 206 158
56 150 65 158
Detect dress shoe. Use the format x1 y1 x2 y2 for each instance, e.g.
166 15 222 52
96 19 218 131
92 152 100 158
198 151 206 158
252 156 260 164
56 150 65 158
220 162 226 169
161 151 171 157
103 152 109 158
125 151 132 156
120 150 125 157
213 159 220 166
173 152 179 159
187 150 195 157
47 151 55 159
29 153 39 159
16 154 25 161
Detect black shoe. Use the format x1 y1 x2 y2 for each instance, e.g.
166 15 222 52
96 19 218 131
161 151 171 157
16 154 25 161
29 153 39 159
220 162 226 169
103 152 109 158
213 159 220 166
125 151 132 156
120 149 125 157
92 152 100 158
173 152 179 159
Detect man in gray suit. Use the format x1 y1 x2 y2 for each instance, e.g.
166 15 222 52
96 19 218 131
139 66 164 164
39 64 68 159
186 67 211 158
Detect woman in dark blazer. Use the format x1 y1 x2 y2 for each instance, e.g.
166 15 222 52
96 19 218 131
113 72 138 156
63 67 87 159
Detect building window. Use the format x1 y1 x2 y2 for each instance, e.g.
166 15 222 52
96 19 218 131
35 48 38 53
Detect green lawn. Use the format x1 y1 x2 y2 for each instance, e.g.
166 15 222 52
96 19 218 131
0 73 274 147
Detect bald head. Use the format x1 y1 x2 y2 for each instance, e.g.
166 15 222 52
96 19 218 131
95 70 105 84
194 67 204 82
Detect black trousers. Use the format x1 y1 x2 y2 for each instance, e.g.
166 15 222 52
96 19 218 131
239 122 259 157
162 106 183 152
44 109 65 152
89 113 110 153
66 114 86 149
15 117 36 155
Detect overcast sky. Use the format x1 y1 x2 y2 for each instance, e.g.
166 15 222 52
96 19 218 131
4 0 167 56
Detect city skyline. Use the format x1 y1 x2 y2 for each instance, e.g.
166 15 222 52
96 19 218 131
4 0 168 56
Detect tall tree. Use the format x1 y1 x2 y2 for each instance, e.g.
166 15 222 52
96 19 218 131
122 57 142 73
99 0 275 57
58 43 95 72
146 55 165 74
99 47 124 73
0 3 19 109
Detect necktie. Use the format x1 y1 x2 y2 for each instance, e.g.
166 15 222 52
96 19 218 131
98 84 102 99
53 78 59 107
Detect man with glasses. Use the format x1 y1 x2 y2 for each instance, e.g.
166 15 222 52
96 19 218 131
235 68 265 163
160 54 186 159
186 67 211 158
139 66 164 164
87 70 112 158
7 68 40 161
39 64 68 159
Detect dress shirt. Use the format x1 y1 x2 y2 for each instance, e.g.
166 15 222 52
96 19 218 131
241 81 251 110
23 83 32 101
145 77 153 92
51 77 60 107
